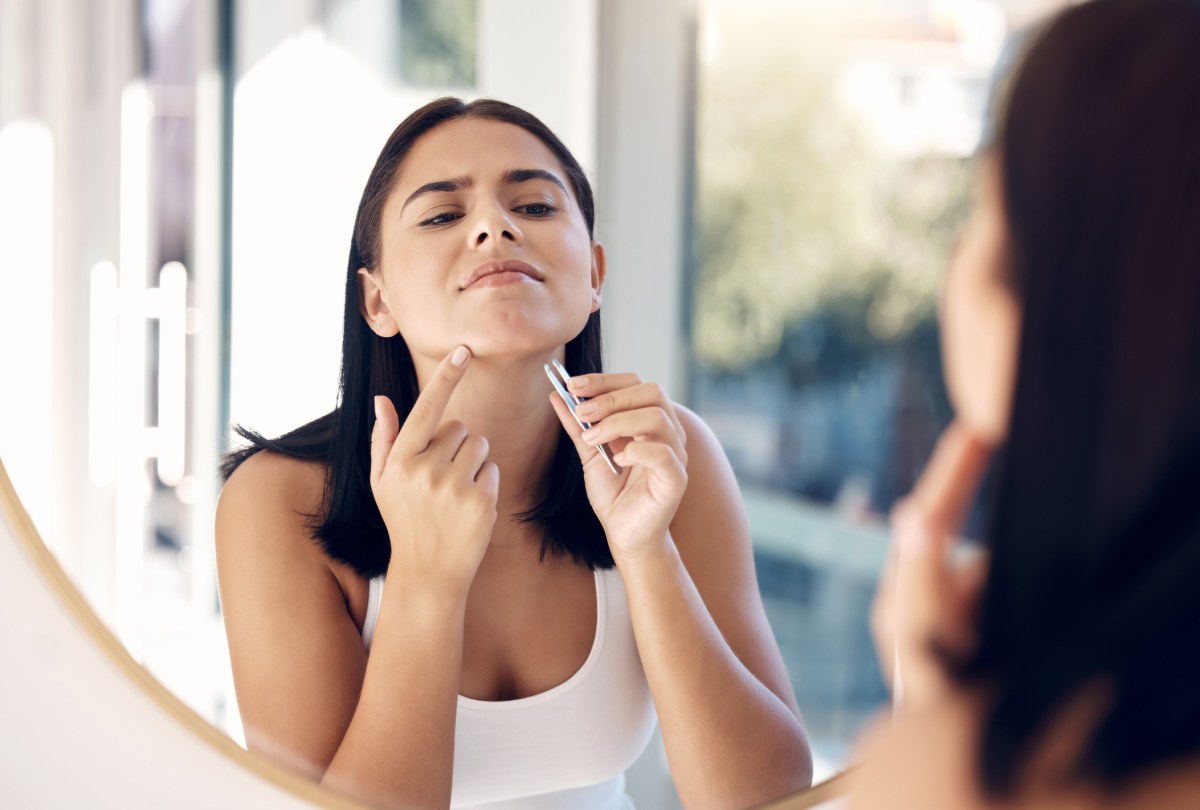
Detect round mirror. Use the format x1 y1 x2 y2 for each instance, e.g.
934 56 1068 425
0 0 1060 807
0 456 368 807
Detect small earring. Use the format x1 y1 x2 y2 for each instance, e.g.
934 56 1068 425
375 321 382 331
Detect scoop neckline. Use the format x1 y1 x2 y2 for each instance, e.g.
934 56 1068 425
457 568 607 711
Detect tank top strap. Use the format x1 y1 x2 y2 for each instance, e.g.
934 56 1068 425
362 574 385 650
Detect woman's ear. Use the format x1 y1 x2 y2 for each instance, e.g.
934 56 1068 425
590 242 607 312
357 267 399 337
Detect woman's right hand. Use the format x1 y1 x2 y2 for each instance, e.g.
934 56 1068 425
871 421 992 711
370 345 499 602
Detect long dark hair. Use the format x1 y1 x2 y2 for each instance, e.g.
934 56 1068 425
221 97 610 578
955 0 1200 795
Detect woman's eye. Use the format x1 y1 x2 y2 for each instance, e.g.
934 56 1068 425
419 211 462 227
517 203 556 217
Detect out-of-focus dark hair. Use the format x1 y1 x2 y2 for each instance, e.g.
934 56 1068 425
956 0 1200 795
221 97 609 577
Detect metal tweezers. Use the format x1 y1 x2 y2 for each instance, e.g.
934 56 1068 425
544 358 621 475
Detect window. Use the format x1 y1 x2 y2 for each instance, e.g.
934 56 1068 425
688 0 1039 775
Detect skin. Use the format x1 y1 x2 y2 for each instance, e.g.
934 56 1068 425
217 117 812 810
853 157 1200 809
938 158 1021 449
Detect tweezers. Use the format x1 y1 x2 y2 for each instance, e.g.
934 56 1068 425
544 358 622 475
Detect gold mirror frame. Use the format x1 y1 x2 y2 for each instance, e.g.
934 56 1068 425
0 454 851 809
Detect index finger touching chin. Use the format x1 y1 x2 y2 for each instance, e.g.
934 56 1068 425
393 345 472 457
911 422 993 531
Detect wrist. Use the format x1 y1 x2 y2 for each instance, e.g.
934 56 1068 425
610 531 678 572
383 560 472 616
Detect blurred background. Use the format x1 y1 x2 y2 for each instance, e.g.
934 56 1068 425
0 0 1061 805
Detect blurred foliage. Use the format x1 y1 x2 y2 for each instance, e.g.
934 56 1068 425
693 24 973 370
399 0 477 88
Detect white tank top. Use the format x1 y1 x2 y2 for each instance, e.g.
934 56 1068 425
361 567 657 809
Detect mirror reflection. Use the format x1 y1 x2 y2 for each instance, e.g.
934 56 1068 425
218 95 814 808
0 0 1063 807
850 1 1200 807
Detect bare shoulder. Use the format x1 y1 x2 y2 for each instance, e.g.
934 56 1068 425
218 450 325 528
676 405 739 506
215 450 344 634
216 451 326 565
216 450 369 777
674 403 726 466
666 401 749 551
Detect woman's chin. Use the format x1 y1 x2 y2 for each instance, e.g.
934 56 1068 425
465 337 569 362
454 322 588 362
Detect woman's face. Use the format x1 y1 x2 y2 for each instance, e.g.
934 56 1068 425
940 156 1021 447
361 117 603 364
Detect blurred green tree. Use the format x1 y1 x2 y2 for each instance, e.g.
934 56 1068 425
694 22 972 371
400 0 477 88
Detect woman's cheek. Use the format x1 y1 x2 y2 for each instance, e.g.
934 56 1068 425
941 250 1019 447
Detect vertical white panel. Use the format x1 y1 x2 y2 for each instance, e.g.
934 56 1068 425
476 0 600 174
189 0 230 733
115 79 154 658
157 262 188 486
596 0 695 399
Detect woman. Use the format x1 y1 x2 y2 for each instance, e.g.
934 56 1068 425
216 98 812 809
859 0 1200 807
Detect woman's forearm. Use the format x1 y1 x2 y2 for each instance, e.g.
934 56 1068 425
618 535 813 809
321 581 466 809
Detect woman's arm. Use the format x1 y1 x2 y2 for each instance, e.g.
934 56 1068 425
551 379 812 808
624 406 812 808
217 347 495 810
216 452 467 809
216 451 368 781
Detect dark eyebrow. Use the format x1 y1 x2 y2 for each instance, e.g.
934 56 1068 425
401 176 472 213
400 169 569 215
502 168 569 195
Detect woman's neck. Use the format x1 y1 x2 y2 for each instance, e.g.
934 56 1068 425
415 351 565 547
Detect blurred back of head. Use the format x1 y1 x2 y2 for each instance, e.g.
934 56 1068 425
962 0 1200 795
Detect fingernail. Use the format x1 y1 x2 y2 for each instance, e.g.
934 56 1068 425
576 403 596 418
451 345 470 367
581 428 598 442
569 376 588 391
373 395 383 421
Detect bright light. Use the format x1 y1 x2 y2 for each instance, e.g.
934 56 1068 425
0 119 55 543
116 80 154 659
231 28 413 438
157 262 188 486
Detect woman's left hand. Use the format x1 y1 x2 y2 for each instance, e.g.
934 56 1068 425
549 372 688 560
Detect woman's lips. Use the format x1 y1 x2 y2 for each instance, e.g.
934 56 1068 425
460 260 543 290
464 270 539 289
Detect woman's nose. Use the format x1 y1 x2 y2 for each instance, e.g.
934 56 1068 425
472 207 523 248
